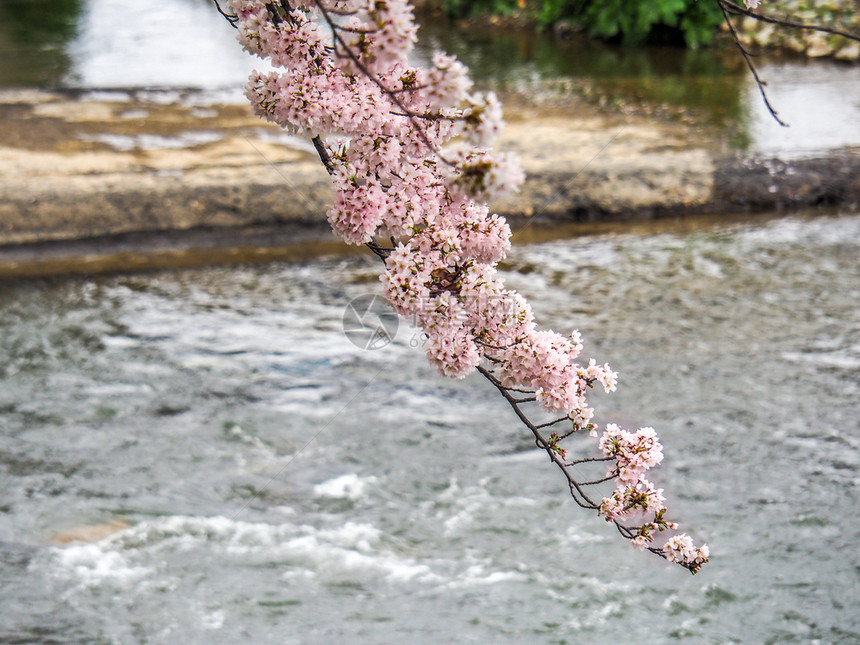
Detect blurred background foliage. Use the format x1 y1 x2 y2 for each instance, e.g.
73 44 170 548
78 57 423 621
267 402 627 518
438 0 727 48
0 0 82 85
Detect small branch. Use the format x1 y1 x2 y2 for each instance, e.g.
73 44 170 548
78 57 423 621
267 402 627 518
476 365 601 510
335 25 379 35
502 385 533 394
310 134 391 262
212 0 239 27
312 135 336 175
366 240 393 260
535 416 570 429
719 1 788 127
474 338 519 352
576 474 616 486
567 456 614 465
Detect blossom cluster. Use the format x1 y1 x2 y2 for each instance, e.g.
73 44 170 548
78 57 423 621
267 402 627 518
599 424 663 484
597 424 668 539
663 534 711 570
224 0 707 572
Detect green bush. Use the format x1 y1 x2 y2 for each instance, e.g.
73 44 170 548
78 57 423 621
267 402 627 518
441 0 725 49
441 0 521 18
576 0 724 47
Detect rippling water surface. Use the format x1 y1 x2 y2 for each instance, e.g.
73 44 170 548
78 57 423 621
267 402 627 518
1 212 858 643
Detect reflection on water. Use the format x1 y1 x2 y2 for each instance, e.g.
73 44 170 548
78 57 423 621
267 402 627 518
63 0 262 91
421 22 860 153
419 21 749 124
0 0 82 86
742 61 860 158
0 212 858 643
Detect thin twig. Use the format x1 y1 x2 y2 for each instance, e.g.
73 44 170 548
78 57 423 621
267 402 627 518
719 1 788 127
212 0 239 27
535 416 570 429
477 366 602 510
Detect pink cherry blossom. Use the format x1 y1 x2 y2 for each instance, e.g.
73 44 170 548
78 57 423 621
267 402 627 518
224 0 707 573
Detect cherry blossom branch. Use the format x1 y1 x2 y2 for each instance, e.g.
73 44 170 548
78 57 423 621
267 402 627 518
215 0 708 574
476 366 601 510
310 0 456 164
476 364 703 574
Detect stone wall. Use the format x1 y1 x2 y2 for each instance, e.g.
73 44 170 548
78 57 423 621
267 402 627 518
735 0 859 60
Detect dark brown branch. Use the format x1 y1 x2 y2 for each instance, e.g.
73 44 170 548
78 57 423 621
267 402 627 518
212 0 239 27
535 416 570 429
366 240 393 260
567 456 614 465
309 139 392 261
477 365 601 511
474 338 519 352
718 1 788 127
312 135 336 175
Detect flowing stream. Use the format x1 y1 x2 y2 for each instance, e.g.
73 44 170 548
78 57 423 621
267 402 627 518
1 2 859 642
1 211 858 644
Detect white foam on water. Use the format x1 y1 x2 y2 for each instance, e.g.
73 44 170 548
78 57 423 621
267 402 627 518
739 214 860 248
83 382 153 396
65 0 268 90
441 564 527 590
47 515 440 589
52 543 152 589
199 608 225 630
224 423 269 450
431 477 539 537
781 351 860 371
45 514 551 595
563 528 608 545
278 533 435 584
313 473 376 501
743 62 860 158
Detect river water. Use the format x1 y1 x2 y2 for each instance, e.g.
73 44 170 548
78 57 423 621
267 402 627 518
1 211 858 643
1 0 859 156
1 1 859 642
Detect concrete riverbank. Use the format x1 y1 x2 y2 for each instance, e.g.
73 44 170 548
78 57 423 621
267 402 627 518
0 88 857 277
